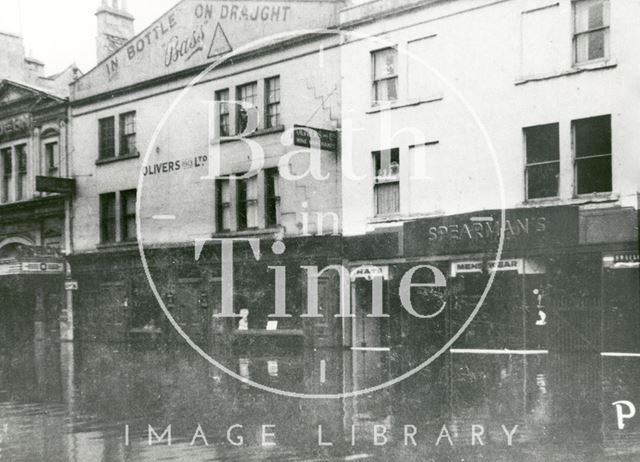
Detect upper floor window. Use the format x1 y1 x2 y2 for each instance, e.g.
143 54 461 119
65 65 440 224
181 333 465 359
100 192 117 243
525 123 560 200
574 0 609 63
99 116 116 159
265 168 280 227
372 48 398 104
16 144 27 201
45 142 59 176
373 148 400 216
236 82 257 134
119 112 137 156
574 114 611 195
265 76 281 129
1 148 11 203
215 89 230 137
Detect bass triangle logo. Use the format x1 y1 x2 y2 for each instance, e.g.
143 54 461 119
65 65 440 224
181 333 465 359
207 23 233 59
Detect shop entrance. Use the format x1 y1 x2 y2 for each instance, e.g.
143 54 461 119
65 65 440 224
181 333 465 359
352 276 391 349
602 254 640 352
449 259 547 350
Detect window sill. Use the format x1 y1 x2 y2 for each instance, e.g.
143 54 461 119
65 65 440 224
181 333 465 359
96 152 140 165
212 227 281 238
369 214 404 224
515 60 617 86
367 94 444 114
96 240 138 251
521 193 619 208
219 125 286 144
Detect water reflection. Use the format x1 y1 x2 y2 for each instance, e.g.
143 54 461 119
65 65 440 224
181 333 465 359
0 340 639 461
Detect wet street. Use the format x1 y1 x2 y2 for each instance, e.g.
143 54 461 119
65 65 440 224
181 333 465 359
1 339 640 461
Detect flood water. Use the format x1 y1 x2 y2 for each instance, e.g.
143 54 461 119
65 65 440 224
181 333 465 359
1 338 640 461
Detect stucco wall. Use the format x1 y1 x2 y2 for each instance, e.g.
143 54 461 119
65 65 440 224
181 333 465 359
340 0 640 235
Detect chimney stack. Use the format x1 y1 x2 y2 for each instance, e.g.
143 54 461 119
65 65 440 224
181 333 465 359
95 0 134 63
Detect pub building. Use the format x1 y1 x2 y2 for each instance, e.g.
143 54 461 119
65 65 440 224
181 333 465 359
69 0 345 347
0 77 78 344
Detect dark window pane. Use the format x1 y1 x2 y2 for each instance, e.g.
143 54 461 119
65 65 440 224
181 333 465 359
525 123 559 163
527 162 559 199
587 30 605 60
100 193 116 242
99 117 115 159
575 115 611 158
588 3 604 29
577 155 612 194
265 169 279 227
237 177 247 229
121 190 137 241
2 149 11 175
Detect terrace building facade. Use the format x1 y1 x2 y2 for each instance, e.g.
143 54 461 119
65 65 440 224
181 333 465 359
339 0 639 354
0 33 81 343
69 0 344 347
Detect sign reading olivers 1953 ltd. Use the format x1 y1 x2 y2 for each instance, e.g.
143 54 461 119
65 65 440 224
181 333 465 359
73 0 340 100
293 125 338 152
0 114 31 143
404 206 579 256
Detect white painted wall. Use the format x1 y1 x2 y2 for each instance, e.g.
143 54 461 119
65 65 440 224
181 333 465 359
340 0 640 236
71 36 341 252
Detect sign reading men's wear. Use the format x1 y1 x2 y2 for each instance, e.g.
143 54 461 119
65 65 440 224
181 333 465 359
0 115 30 143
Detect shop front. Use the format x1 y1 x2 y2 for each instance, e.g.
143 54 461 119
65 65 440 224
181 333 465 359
347 206 582 354
0 241 67 343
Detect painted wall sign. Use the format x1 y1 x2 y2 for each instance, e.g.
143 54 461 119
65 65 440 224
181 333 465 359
73 0 340 100
142 155 208 176
36 176 76 195
404 206 579 257
0 114 30 143
293 125 339 152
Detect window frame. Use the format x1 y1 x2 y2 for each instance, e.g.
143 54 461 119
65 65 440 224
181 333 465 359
236 173 259 230
45 141 59 176
98 116 116 160
524 123 561 201
120 189 137 241
215 89 231 137
372 148 401 216
573 114 612 196
265 76 281 129
100 192 117 243
1 146 12 203
573 0 610 65
371 47 399 105
265 167 280 228
119 111 137 157
215 178 231 233
236 82 258 134
16 144 27 201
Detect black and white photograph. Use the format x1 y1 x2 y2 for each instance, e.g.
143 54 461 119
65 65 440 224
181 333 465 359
0 0 638 460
